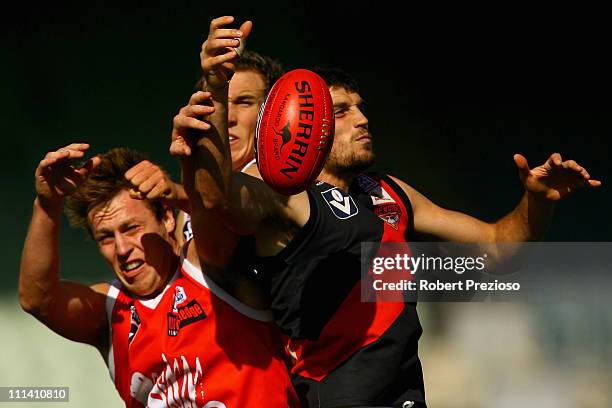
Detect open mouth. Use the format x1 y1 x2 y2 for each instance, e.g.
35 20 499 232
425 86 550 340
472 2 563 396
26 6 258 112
229 135 239 145
121 260 145 278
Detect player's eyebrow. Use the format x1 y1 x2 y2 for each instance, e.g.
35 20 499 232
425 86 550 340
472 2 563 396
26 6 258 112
231 95 257 102
333 101 351 110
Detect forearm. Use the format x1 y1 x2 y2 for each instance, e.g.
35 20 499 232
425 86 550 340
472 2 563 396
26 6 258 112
165 183 191 213
493 191 554 242
193 87 232 210
19 198 63 315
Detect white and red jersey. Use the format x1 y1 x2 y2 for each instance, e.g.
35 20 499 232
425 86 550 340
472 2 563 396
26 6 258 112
105 243 297 407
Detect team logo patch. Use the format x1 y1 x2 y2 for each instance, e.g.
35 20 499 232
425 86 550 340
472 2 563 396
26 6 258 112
355 173 379 193
321 187 358 219
374 202 402 230
128 304 141 347
167 300 206 337
172 286 187 313
370 186 396 206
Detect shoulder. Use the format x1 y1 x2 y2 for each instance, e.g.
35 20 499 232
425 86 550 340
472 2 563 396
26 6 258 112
385 174 426 205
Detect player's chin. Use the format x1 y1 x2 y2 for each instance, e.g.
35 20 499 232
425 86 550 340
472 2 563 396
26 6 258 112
349 152 376 173
359 150 376 167
123 274 161 298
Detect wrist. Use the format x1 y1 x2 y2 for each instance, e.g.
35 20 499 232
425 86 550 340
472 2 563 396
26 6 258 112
35 196 64 214
525 190 555 214
202 78 229 97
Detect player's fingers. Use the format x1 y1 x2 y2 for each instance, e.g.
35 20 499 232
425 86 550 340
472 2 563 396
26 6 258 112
205 38 242 56
201 50 239 71
169 139 191 157
138 173 165 195
187 91 212 106
184 104 215 118
146 183 171 200
550 152 563 167
75 156 101 177
124 162 143 181
238 20 253 40
128 188 145 200
174 115 211 132
61 142 90 152
561 160 580 171
209 28 243 41
124 160 153 180
587 179 602 187
209 16 234 31
39 149 75 168
129 165 161 189
513 153 530 180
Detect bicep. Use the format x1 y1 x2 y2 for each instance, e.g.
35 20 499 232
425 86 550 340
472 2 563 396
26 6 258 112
33 281 109 350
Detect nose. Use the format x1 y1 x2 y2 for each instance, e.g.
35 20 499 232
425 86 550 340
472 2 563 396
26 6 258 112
354 107 368 128
114 232 133 258
228 104 237 127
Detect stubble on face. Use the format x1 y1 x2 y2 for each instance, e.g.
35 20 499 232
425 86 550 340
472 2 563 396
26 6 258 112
323 88 376 177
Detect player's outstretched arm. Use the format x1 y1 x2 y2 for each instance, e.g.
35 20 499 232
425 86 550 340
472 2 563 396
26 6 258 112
174 91 271 307
19 143 110 351
171 17 308 235
173 92 241 269
395 152 601 245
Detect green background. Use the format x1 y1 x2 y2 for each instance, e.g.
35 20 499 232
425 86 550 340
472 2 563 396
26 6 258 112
1 2 610 407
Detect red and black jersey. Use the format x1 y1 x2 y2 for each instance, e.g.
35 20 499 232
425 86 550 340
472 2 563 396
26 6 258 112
256 173 426 407
105 242 298 407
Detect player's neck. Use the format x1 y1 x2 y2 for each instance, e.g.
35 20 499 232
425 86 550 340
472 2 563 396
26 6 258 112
318 170 355 192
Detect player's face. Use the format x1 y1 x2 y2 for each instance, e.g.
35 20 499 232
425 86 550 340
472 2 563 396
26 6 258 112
88 189 178 297
324 86 375 174
228 69 267 171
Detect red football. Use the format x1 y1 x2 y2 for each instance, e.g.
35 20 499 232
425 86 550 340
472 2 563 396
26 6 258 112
255 69 334 195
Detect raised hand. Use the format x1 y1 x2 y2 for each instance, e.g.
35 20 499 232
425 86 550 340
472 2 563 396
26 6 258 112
35 143 100 208
170 91 216 157
200 16 253 91
514 153 602 201
124 160 179 201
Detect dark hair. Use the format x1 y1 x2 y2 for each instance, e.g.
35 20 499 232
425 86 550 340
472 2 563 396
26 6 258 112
310 67 360 93
65 147 164 232
196 50 284 94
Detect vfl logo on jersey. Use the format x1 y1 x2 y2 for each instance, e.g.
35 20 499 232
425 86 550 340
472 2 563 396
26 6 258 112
321 187 358 219
172 286 187 313
167 300 206 337
355 173 379 193
128 304 141 347
374 202 402 230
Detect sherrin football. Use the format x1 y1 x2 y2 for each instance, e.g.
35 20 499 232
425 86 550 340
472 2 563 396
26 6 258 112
255 69 334 195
